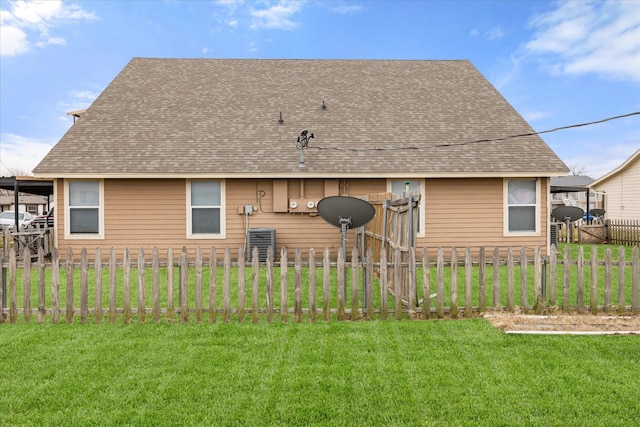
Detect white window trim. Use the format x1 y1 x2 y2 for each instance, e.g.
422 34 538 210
503 178 541 237
387 179 425 238
64 179 105 240
186 179 226 239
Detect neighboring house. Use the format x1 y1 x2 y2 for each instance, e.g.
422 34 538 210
33 58 569 258
589 149 640 220
550 176 604 217
0 194 49 215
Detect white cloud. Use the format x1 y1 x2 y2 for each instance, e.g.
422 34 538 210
0 0 96 56
522 110 553 122
485 27 505 40
331 4 363 15
0 133 54 176
526 0 640 82
250 2 302 30
0 24 28 55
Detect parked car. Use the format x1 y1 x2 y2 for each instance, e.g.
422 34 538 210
582 212 595 221
32 207 55 228
0 211 34 230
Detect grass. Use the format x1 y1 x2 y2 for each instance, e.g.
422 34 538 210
1 320 639 426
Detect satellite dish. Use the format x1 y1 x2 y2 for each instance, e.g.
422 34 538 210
317 196 376 229
552 206 583 222
590 208 605 218
317 196 375 301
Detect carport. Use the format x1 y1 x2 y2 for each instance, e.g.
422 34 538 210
0 176 54 228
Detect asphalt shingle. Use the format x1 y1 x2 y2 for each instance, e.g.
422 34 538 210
34 58 569 177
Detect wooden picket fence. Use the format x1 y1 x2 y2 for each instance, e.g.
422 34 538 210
1 244 638 324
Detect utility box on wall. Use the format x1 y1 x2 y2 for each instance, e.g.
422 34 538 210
247 228 276 262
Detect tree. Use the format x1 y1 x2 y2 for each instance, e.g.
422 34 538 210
569 164 589 176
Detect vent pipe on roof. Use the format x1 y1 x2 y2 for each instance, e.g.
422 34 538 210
278 112 284 125
297 129 314 168
322 100 327 110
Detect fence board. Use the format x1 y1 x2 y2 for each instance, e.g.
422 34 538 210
252 247 260 324
137 248 146 323
22 248 31 323
81 248 89 323
95 248 103 323
210 247 217 323
195 247 203 323
422 248 431 319
38 247 46 323
238 248 245 323
450 248 458 319
309 248 317 323
66 248 74 323
465 248 472 318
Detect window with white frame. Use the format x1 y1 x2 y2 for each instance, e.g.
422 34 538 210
188 180 223 237
505 179 539 233
390 179 424 236
67 180 102 235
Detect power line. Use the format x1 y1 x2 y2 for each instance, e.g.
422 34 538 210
308 111 640 152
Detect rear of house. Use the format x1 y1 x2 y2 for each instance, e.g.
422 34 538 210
33 58 568 259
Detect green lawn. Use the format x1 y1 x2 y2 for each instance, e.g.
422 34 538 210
1 320 639 426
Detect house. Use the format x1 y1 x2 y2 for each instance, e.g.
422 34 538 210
550 176 604 218
33 58 569 259
589 149 640 220
0 194 49 215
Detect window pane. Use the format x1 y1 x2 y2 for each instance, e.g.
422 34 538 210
70 181 99 206
391 180 420 197
192 208 220 234
508 180 536 205
70 208 99 233
509 206 535 231
191 181 221 206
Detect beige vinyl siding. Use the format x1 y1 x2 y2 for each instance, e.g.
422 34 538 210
419 178 549 256
593 157 640 220
54 177 549 259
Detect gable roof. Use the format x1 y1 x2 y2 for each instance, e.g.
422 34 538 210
34 58 568 179
589 149 640 188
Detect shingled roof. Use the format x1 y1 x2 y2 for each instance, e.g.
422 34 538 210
34 58 568 178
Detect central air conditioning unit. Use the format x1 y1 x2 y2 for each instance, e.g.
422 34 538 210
247 228 276 262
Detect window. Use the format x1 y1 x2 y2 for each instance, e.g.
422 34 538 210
27 205 37 214
505 179 539 234
66 180 103 238
188 180 224 238
389 179 424 236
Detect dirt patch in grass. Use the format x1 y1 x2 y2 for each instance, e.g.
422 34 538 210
485 313 640 335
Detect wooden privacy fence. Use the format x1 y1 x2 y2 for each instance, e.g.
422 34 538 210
607 219 640 246
1 244 638 324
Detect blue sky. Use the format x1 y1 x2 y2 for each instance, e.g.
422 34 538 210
1 0 638 179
